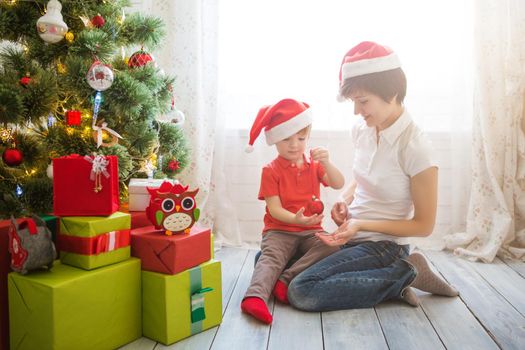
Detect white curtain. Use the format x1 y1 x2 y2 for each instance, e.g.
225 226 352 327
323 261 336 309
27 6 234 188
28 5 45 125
216 0 473 247
136 0 243 247
445 0 525 262
136 1 485 251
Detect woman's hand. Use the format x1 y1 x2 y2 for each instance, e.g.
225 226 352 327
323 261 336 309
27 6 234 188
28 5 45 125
331 201 349 226
294 207 324 225
316 219 360 246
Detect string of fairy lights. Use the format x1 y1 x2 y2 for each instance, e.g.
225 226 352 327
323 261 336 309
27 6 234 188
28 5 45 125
1 0 186 193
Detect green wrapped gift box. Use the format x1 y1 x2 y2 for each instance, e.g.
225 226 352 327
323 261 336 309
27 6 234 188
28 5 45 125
143 260 222 345
8 258 141 350
59 211 131 270
39 214 58 243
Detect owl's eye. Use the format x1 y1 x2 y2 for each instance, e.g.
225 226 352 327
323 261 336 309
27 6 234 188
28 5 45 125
181 197 195 210
161 198 175 212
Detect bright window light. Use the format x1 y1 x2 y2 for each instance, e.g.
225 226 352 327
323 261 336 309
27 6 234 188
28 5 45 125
218 0 473 131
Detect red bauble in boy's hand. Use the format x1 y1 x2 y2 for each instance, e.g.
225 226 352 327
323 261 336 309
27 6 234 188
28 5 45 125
307 195 324 215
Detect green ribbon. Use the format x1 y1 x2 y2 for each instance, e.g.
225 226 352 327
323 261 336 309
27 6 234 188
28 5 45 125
189 266 214 334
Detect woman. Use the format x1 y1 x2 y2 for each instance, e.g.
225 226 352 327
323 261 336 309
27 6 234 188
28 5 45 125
287 41 459 310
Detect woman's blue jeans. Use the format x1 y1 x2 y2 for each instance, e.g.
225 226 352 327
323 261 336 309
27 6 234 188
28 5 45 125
287 240 415 311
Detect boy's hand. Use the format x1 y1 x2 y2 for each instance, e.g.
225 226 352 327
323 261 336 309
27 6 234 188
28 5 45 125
316 219 359 246
310 147 330 165
294 207 324 226
331 202 349 226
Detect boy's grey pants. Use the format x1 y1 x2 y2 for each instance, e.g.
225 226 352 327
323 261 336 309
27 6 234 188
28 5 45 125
244 230 339 303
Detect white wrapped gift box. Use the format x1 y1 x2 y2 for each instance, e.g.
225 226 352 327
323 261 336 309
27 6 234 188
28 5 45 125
128 178 176 211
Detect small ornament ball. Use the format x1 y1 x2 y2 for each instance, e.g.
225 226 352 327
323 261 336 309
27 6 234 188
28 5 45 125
2 147 24 167
91 14 105 28
19 74 31 87
86 61 114 91
158 107 186 126
128 50 155 68
65 31 74 43
57 62 67 74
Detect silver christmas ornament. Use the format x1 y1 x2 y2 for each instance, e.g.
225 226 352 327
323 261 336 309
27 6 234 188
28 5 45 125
158 107 186 126
86 61 114 91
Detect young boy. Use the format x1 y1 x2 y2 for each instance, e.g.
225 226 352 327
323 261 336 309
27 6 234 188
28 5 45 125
241 98 345 324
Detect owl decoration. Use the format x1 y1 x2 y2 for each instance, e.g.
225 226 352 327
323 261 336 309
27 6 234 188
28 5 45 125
146 180 200 235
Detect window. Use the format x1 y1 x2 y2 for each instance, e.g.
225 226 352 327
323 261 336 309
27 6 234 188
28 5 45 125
218 0 473 131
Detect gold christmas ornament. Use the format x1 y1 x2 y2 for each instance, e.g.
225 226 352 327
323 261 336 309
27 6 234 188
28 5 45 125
65 31 74 43
57 62 67 74
0 128 13 144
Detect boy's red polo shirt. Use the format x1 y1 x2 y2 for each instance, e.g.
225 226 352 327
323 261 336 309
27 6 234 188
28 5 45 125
258 155 327 233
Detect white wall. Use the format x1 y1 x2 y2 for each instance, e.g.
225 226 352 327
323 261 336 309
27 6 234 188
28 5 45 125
225 129 471 248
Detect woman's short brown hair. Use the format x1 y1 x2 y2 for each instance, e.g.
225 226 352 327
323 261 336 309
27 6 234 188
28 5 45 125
339 68 407 104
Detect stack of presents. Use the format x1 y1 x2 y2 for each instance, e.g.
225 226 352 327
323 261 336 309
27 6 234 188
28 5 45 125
0 154 222 350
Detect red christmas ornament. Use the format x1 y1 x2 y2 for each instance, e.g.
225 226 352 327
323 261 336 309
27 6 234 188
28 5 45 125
2 147 24 167
91 14 105 28
167 159 180 172
19 74 31 87
307 195 324 215
66 110 82 126
128 50 154 68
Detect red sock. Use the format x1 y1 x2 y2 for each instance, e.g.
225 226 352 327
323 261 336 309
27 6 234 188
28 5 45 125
241 297 273 324
272 280 289 304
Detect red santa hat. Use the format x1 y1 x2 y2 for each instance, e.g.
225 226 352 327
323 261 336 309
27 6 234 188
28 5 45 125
246 98 312 152
337 41 401 101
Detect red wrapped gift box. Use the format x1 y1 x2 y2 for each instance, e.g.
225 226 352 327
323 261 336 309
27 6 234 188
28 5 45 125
1 218 23 350
131 225 211 275
120 203 151 229
129 211 151 229
53 154 119 216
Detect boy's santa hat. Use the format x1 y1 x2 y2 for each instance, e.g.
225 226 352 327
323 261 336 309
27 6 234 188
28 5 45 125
337 41 401 101
246 98 312 152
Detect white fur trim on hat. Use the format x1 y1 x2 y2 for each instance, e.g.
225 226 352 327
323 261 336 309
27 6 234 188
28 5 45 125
341 53 401 80
264 108 313 145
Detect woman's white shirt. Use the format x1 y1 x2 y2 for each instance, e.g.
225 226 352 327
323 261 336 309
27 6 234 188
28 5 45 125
348 109 437 244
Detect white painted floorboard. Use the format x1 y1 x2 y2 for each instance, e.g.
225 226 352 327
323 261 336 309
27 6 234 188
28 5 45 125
120 248 524 350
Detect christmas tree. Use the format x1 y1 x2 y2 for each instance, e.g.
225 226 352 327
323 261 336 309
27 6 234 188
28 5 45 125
0 0 189 218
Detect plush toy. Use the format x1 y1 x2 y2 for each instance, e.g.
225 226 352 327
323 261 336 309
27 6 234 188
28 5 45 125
8 215 57 274
146 180 200 235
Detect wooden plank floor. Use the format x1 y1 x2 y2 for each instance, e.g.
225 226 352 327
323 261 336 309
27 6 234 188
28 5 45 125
119 248 525 350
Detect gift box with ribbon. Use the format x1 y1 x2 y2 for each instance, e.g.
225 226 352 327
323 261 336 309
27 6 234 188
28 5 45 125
53 154 119 216
38 214 58 243
128 178 176 212
8 258 141 350
131 224 211 275
142 260 222 345
121 202 156 229
130 210 151 229
58 212 131 270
